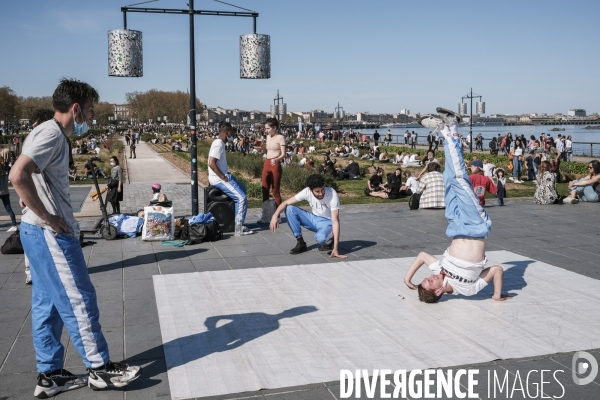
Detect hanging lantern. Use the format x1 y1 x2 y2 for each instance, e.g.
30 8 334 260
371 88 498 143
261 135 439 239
476 101 486 114
240 34 270 79
108 29 143 77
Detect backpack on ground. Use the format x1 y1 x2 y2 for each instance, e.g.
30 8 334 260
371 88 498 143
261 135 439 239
1 229 24 254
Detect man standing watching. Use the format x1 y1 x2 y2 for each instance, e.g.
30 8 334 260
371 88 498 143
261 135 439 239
270 174 346 258
9 78 141 398
208 122 253 234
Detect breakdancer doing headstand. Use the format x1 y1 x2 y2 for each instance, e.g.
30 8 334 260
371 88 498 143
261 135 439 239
403 108 511 303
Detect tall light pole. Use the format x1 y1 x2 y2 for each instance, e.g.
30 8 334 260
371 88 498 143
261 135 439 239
461 88 482 153
108 1 271 215
273 90 283 122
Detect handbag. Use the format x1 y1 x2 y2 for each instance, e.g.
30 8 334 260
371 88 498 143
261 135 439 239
508 160 514 171
508 151 514 161
107 177 119 189
1 229 24 254
408 193 421 210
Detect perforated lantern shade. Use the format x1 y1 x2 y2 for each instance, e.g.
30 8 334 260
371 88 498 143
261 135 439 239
278 103 286 116
108 29 143 77
458 103 468 115
240 34 270 79
476 101 486 114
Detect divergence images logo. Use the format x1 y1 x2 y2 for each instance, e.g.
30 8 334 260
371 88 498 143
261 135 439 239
572 351 598 385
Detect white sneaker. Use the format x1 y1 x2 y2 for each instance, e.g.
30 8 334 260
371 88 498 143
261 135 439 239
515 180 524 183
26 273 32 285
241 226 255 235
418 114 444 130
509 177 515 181
88 361 142 389
563 196 579 204
7 225 17 232
436 107 463 124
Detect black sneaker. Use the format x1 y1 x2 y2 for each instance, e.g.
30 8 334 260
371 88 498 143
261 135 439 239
318 242 333 252
34 369 87 399
289 241 307 255
88 361 142 390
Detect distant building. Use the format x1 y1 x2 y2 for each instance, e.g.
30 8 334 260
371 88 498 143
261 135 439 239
399 109 410 115
113 104 130 120
568 109 586 117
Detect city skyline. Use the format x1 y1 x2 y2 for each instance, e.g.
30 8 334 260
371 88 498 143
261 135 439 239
1 0 599 115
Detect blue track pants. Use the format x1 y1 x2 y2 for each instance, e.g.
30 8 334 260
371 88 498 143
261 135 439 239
214 173 248 224
20 222 109 373
286 205 333 245
443 136 492 239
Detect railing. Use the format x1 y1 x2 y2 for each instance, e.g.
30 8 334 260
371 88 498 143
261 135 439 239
382 136 599 158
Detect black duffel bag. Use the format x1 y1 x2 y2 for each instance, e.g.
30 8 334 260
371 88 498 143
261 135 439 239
187 221 223 245
1 229 24 254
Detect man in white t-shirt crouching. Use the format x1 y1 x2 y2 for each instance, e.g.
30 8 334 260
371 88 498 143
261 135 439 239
270 174 346 258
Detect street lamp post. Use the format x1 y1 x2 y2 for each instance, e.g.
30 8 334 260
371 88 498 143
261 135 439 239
108 1 270 215
461 88 482 153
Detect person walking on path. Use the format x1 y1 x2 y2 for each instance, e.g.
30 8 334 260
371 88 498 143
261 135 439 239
129 138 137 159
0 161 18 232
9 78 142 398
269 174 347 259
208 122 253 234
106 156 123 214
261 118 285 206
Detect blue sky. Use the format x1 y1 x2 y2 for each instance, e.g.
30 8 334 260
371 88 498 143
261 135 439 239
1 0 599 115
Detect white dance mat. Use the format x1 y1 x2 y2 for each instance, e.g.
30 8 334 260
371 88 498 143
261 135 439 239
153 250 600 399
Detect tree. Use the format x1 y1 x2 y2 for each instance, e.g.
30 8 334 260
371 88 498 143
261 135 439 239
126 89 202 124
0 86 20 125
18 95 53 120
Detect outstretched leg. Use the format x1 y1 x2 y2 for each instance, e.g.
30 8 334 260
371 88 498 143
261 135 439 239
442 123 492 239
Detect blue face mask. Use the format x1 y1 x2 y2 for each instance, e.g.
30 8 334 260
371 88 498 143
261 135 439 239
73 107 89 135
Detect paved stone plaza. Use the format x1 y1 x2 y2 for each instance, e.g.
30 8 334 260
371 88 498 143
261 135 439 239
1 197 599 399
1 141 599 399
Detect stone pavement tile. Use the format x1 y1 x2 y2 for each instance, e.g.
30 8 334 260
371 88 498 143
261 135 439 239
193 258 232 272
125 277 156 301
0 271 32 290
94 280 125 302
155 249 191 262
124 358 170 400
57 386 125 399
556 246 600 262
125 299 158 327
212 237 246 247
0 289 33 310
124 263 161 280
186 246 225 260
126 323 164 361
550 351 600 386
200 390 265 400
285 252 329 265
256 255 299 268
124 252 158 265
0 259 23 274
122 239 154 252
261 382 325 395
246 243 285 256
262 387 334 400
0 272 12 286
0 334 36 374
495 357 582 399
0 371 40 399
227 256 266 270
98 301 124 328
218 246 254 258
159 260 196 275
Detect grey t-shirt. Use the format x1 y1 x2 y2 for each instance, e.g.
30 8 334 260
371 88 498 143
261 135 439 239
21 120 79 237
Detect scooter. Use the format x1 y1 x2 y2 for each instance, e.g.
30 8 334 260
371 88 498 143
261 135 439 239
81 156 117 240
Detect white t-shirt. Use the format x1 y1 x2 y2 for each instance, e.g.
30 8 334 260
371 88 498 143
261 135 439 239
483 163 495 177
428 250 488 296
294 187 340 220
208 139 228 185
409 154 418 163
405 176 419 193
402 155 410 165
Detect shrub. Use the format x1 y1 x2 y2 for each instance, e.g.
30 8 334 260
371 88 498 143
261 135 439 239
141 133 155 142
280 166 338 193
236 176 262 198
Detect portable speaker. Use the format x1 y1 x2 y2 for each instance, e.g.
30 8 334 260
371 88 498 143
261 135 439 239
204 186 235 232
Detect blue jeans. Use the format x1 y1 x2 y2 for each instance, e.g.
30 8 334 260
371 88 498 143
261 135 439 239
0 194 17 226
512 159 522 178
214 173 248 224
286 205 333 245
20 222 110 373
572 179 600 202
443 136 491 239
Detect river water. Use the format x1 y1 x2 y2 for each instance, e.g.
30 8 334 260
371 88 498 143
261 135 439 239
358 125 600 143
